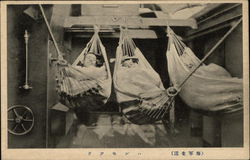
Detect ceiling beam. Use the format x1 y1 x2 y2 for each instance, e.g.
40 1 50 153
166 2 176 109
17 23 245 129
64 16 197 29
186 4 242 37
66 29 159 39
191 4 222 19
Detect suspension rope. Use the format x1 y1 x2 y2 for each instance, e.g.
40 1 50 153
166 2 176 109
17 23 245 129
38 4 63 60
173 17 242 93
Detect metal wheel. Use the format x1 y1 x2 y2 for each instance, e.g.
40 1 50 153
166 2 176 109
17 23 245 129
8 105 34 135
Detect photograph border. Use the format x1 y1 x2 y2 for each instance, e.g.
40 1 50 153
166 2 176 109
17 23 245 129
1 0 249 159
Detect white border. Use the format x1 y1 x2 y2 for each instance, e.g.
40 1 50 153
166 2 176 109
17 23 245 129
1 1 249 160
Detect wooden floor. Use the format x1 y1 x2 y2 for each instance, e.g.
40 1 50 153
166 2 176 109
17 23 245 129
55 112 200 148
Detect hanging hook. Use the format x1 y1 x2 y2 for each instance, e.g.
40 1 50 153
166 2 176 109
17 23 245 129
124 17 129 31
93 16 100 34
121 17 129 38
119 25 123 31
165 19 170 37
125 25 128 32
119 25 124 46
94 24 100 34
166 25 171 37
123 17 126 27
139 18 143 28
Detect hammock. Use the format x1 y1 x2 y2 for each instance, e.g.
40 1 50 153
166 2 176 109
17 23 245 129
166 26 243 112
38 5 111 112
113 29 175 125
57 28 112 111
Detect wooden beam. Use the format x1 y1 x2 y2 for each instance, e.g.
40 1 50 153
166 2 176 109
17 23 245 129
68 29 159 39
184 23 232 41
191 4 222 19
197 4 241 25
64 16 197 29
186 4 242 36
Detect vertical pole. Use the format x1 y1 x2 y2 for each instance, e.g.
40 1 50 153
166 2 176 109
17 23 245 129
24 30 29 86
21 30 32 90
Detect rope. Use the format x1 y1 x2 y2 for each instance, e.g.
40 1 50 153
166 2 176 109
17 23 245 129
38 4 63 60
175 17 242 92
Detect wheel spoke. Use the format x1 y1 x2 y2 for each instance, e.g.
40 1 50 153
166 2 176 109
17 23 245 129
23 119 33 122
21 124 27 131
12 124 19 131
13 109 20 117
8 119 15 121
22 110 28 117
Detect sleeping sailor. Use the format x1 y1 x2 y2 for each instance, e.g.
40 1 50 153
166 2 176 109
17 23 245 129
117 55 165 101
121 56 139 68
70 52 107 80
59 51 108 117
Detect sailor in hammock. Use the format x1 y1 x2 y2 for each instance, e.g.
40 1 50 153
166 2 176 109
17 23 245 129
119 55 164 99
68 52 107 81
115 53 171 124
167 26 243 112
121 56 139 68
58 52 108 122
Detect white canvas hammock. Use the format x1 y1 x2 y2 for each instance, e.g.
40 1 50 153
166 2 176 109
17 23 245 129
57 27 112 110
166 23 243 112
113 29 175 124
38 5 111 111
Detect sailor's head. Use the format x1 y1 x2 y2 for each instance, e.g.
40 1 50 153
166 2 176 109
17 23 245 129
122 56 138 68
83 52 97 67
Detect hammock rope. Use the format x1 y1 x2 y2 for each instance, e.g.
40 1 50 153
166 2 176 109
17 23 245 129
168 17 242 94
61 28 111 95
40 3 241 118
166 18 243 112
39 4 65 62
113 28 175 124
39 5 111 111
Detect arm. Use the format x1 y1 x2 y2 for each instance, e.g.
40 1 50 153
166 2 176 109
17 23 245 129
65 66 107 80
62 66 92 80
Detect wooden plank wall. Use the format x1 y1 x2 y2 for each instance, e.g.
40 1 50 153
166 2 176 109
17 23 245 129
7 5 53 148
47 4 72 147
185 3 243 147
